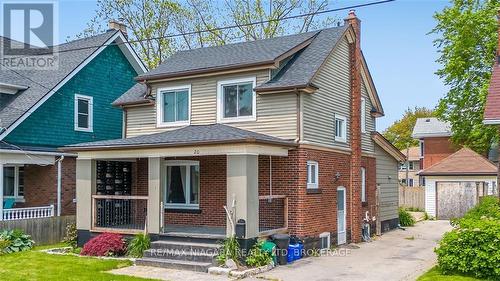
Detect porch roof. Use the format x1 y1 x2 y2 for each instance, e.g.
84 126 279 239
62 124 297 151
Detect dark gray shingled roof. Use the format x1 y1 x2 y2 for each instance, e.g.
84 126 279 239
0 31 118 130
0 141 60 153
136 30 320 80
112 83 148 106
117 26 348 105
256 26 347 91
64 124 296 150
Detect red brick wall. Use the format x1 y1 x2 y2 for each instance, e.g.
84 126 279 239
163 156 227 227
21 157 76 215
361 156 377 230
422 137 459 169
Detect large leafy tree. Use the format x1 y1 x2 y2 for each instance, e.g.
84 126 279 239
79 0 334 68
432 0 499 154
383 107 434 150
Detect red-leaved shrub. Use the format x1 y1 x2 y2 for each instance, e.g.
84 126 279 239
81 233 126 256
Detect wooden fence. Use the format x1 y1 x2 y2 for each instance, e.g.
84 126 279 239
0 215 75 245
399 185 425 210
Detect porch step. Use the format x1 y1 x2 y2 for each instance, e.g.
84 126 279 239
150 240 221 252
135 257 213 272
158 233 225 244
143 248 217 263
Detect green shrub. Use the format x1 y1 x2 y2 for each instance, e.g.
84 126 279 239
0 229 34 253
435 196 500 279
216 236 241 265
0 239 11 255
62 222 77 249
399 208 415 226
245 241 272 267
127 233 150 258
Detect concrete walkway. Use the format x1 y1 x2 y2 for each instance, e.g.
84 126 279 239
109 220 451 281
255 220 451 281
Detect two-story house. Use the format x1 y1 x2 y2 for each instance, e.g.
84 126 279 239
0 22 146 222
412 118 497 219
65 11 404 271
399 146 421 187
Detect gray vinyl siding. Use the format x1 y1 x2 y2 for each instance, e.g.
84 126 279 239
303 36 350 149
361 82 376 152
125 70 298 139
375 144 399 221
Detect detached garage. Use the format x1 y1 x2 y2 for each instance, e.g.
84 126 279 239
420 148 498 219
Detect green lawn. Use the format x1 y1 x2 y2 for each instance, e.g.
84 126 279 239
418 267 486 281
0 245 157 281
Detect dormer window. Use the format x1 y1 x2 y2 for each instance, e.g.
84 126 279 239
217 77 256 123
156 85 191 127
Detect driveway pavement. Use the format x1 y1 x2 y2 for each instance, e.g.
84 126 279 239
110 220 451 281
254 220 451 281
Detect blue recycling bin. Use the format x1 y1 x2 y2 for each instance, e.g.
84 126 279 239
287 242 303 263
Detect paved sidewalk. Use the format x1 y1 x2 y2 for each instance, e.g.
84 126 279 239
254 220 451 281
109 220 451 281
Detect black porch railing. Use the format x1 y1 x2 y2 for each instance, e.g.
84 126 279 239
92 195 148 233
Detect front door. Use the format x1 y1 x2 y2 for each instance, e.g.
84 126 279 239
337 187 346 245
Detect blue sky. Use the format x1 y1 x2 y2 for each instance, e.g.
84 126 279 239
56 0 450 131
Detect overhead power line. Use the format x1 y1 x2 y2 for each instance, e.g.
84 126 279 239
19 0 395 56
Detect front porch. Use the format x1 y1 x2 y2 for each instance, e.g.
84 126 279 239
74 141 293 243
0 146 75 221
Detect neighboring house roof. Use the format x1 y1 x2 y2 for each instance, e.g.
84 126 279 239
62 124 296 151
484 63 500 124
119 25 384 116
412 117 451 139
371 132 406 162
419 147 497 176
400 146 420 161
0 30 147 140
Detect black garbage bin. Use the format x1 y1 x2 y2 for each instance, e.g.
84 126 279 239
272 234 290 265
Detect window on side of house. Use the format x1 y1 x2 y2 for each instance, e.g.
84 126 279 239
408 178 414 187
217 77 256 122
74 94 93 132
3 166 24 201
334 115 347 143
165 161 200 209
419 140 424 158
408 161 414 170
306 161 319 189
361 97 366 133
361 167 366 202
157 85 191 127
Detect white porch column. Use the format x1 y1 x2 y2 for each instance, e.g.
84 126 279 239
226 154 259 238
76 159 95 230
0 163 4 221
147 157 162 234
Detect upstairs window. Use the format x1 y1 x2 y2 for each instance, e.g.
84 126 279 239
361 97 366 133
335 115 347 143
157 85 191 127
307 161 319 189
419 140 424 158
74 94 93 132
217 77 256 122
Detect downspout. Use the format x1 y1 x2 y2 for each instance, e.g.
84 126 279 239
268 156 273 202
56 155 64 216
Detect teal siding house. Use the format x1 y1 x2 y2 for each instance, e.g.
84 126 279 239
0 22 146 220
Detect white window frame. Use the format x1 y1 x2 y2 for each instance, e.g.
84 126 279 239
361 167 366 202
74 94 93 132
163 160 200 209
217 77 257 123
3 165 25 202
419 140 424 158
335 115 347 143
156 85 192 128
408 178 414 187
306 161 319 189
361 97 366 133
319 232 331 250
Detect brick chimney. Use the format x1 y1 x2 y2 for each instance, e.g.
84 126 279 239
344 10 363 243
108 19 128 38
